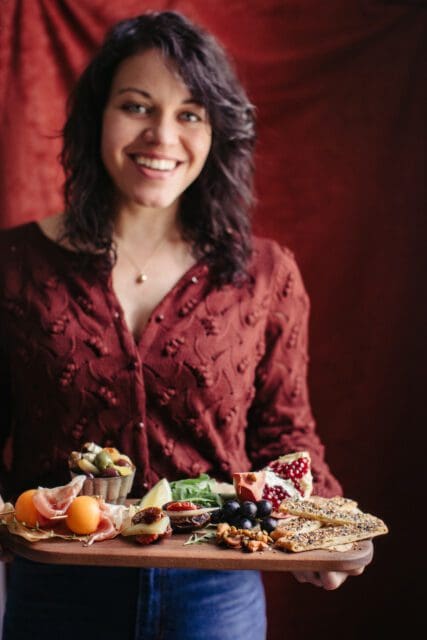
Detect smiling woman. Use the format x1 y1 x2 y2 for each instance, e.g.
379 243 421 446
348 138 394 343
0 10 367 640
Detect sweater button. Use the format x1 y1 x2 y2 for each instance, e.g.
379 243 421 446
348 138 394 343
128 358 139 371
134 421 144 431
190 276 198 284
155 314 164 323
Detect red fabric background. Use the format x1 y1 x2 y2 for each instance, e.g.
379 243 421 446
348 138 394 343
1 0 426 635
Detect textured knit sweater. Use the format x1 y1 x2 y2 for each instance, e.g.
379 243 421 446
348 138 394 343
0 222 342 500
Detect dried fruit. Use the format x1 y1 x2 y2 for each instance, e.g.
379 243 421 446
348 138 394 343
165 501 199 512
162 501 212 532
121 506 172 542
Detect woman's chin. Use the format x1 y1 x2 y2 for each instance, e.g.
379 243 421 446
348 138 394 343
119 193 180 214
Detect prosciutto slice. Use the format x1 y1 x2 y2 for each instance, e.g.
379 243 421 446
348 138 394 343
32 475 86 519
85 502 128 546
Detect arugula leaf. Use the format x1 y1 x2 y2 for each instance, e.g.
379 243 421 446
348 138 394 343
169 474 222 507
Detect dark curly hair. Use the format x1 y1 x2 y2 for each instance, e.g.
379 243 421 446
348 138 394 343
61 11 256 284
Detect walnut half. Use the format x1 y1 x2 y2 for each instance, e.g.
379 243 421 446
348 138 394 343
215 523 272 553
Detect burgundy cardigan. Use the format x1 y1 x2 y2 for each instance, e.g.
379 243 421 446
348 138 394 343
0 222 342 500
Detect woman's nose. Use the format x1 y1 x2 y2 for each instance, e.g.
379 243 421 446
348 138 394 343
142 114 178 146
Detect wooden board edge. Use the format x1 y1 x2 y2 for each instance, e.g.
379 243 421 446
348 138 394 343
0 528 374 572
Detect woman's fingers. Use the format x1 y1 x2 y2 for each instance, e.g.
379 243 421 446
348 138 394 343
292 567 365 590
317 571 348 590
292 571 324 587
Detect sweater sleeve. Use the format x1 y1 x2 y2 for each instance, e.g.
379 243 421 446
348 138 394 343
246 246 342 497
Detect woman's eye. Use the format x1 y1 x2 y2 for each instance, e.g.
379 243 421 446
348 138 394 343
121 103 149 115
179 111 203 123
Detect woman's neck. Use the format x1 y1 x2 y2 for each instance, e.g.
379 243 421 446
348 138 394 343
112 202 181 249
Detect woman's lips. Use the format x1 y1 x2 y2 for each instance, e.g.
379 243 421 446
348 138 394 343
130 154 182 179
134 155 179 170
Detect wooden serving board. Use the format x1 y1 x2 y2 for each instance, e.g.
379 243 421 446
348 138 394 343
0 528 373 572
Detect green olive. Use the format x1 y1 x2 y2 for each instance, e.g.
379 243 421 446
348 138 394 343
94 450 114 471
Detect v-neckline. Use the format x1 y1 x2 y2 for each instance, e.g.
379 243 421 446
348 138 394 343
107 259 205 347
31 221 206 348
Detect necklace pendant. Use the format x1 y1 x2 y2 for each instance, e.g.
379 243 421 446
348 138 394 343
136 272 148 284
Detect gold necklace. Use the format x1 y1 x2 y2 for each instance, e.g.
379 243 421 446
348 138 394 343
115 235 167 285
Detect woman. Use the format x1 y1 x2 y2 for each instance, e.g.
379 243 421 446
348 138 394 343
0 11 364 640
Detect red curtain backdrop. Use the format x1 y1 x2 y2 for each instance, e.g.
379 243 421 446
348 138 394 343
1 0 426 636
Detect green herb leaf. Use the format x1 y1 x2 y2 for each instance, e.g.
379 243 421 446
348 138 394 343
169 474 222 507
184 530 217 545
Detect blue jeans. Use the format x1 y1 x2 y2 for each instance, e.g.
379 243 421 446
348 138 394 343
2 557 267 640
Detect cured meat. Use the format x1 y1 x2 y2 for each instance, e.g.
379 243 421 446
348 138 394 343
32 475 86 519
84 501 128 545
85 513 118 546
100 501 129 531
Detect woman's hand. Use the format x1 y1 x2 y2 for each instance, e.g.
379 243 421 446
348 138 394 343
292 568 365 590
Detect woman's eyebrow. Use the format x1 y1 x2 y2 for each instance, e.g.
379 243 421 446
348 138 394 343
116 87 202 106
117 87 151 97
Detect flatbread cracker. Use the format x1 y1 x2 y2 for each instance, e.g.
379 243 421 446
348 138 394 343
275 520 388 552
279 498 385 529
270 517 321 541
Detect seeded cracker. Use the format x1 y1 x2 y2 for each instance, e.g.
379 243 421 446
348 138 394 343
274 520 388 552
274 496 388 552
279 497 385 528
270 517 321 541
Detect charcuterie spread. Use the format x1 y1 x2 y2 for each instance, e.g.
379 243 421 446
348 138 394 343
0 449 388 560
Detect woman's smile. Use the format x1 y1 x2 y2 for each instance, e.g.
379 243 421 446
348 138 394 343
129 152 184 180
132 154 181 172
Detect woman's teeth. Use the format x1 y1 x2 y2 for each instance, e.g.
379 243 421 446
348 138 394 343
134 156 178 171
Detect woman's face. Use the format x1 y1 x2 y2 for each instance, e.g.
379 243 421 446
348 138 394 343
101 49 212 214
